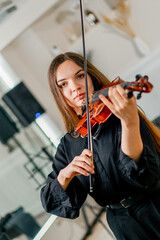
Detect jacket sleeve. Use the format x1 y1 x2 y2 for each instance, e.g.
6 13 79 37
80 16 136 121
40 137 88 219
116 116 160 189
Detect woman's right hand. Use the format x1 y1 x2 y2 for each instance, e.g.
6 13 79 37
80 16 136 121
57 149 95 190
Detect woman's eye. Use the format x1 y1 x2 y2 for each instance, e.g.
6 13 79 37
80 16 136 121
77 74 84 79
59 82 66 88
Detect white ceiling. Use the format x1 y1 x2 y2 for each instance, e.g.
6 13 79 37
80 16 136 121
0 0 62 50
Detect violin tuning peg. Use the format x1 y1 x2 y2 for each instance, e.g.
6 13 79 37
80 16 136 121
127 90 134 98
137 92 142 99
143 75 148 78
143 75 149 81
135 74 142 81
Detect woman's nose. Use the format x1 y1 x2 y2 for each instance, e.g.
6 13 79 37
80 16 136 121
70 81 80 92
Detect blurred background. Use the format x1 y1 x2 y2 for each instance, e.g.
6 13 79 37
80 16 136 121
0 0 160 239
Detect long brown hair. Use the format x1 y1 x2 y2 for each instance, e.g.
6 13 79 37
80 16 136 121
48 52 160 153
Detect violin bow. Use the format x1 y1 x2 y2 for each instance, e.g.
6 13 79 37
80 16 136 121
79 0 94 192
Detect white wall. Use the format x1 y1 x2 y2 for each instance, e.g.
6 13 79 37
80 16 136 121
122 47 160 120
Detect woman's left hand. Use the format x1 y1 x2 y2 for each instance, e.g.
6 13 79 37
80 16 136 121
99 84 139 127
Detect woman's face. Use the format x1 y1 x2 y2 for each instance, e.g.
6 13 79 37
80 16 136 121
56 60 94 115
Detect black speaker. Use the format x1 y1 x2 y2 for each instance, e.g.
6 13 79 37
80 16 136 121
2 82 45 127
0 106 19 144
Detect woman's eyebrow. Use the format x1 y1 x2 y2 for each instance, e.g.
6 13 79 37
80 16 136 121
75 69 83 75
57 78 66 83
57 69 83 83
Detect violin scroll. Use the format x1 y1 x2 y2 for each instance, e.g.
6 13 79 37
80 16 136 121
126 74 153 100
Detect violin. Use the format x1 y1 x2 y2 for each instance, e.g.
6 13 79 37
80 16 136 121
75 74 153 137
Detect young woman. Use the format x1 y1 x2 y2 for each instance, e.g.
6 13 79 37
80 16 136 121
41 52 160 240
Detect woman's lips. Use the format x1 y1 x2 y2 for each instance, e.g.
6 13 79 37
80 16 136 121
75 93 85 100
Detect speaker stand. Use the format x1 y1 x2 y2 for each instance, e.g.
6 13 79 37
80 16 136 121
12 136 47 187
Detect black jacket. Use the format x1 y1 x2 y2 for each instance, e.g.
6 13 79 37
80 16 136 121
40 115 160 219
